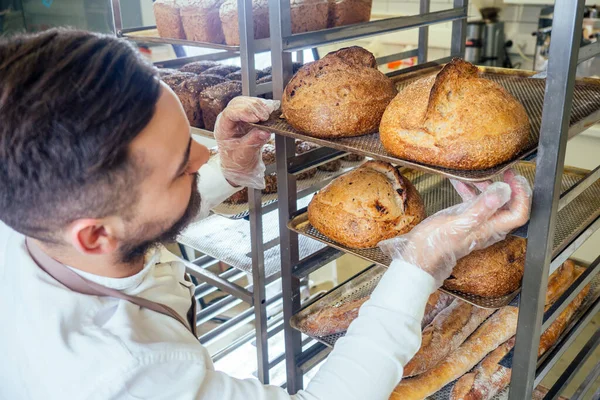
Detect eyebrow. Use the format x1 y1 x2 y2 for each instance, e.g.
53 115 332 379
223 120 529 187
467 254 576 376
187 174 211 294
175 138 192 179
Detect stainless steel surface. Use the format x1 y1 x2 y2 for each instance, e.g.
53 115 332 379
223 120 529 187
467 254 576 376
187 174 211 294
578 40 600 64
375 49 420 66
482 21 504 67
510 1 586 397
571 354 600 399
110 0 122 34
282 8 468 52
185 257 254 304
292 247 346 279
252 69 600 182
451 0 468 58
287 163 600 308
558 164 600 211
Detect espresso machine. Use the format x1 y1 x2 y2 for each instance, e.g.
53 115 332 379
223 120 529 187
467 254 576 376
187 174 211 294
465 0 511 67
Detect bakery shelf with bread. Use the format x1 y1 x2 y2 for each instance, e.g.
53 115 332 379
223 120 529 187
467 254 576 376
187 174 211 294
288 161 600 308
289 261 600 400
252 51 600 181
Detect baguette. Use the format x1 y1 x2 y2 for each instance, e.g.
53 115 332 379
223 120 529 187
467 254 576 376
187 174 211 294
390 306 519 400
403 300 495 377
450 337 515 400
421 291 454 329
450 281 590 400
545 260 582 309
301 290 452 337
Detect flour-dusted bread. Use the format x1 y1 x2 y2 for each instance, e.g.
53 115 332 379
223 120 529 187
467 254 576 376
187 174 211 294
308 160 425 248
219 0 270 46
282 47 398 138
380 58 531 170
443 236 527 297
178 60 220 74
173 74 226 128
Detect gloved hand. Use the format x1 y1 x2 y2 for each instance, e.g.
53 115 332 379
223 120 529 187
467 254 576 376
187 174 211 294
214 96 280 189
379 169 532 288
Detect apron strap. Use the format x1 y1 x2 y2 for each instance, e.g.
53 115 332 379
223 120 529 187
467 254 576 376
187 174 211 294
26 238 195 334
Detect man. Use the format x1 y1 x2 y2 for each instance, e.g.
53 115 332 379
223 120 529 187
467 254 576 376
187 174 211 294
0 29 532 399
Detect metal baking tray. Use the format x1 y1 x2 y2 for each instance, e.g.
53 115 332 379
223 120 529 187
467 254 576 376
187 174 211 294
251 65 600 182
212 157 366 219
121 28 242 51
292 264 600 400
288 162 600 308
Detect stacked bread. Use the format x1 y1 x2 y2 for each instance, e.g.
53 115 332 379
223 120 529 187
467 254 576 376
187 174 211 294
154 0 372 43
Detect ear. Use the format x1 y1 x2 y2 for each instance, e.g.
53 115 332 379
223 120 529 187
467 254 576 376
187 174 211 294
65 218 121 256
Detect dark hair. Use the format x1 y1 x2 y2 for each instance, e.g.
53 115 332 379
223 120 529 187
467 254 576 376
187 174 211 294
0 28 161 242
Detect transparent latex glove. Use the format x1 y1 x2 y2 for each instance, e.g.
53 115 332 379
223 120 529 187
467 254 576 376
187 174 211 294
214 96 280 189
379 170 532 288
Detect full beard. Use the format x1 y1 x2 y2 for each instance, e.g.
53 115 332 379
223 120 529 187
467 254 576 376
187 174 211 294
119 174 201 264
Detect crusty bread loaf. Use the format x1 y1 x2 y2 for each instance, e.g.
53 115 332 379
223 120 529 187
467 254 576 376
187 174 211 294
282 47 398 138
180 0 226 43
173 74 226 128
421 291 454 329
380 58 531 170
539 282 589 356
290 0 329 33
403 300 494 377
300 290 452 338
308 160 425 248
179 61 219 74
199 81 242 130
443 236 527 297
219 0 270 46
162 71 197 88
328 0 372 27
158 68 180 77
202 65 241 77
545 260 579 308
390 306 519 400
154 0 186 39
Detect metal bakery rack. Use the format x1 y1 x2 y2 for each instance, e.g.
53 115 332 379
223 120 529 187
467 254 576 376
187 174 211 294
108 0 344 385
262 0 600 398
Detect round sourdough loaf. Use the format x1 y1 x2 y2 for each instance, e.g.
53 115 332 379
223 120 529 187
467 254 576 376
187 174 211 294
379 58 531 170
443 236 527 297
282 46 398 138
307 161 425 248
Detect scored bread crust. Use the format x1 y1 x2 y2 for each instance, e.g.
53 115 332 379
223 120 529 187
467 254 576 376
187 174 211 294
308 160 425 249
282 46 398 138
380 58 531 170
443 236 527 297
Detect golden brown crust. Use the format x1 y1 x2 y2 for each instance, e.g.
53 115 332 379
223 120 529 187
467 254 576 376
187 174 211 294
308 161 425 248
282 47 397 138
421 291 453 329
380 58 531 170
545 260 579 309
300 297 369 337
443 237 527 297
154 1 186 40
390 306 519 400
403 301 494 377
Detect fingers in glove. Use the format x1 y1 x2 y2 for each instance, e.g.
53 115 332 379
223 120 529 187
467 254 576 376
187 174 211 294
451 179 478 202
487 171 532 233
457 181 512 228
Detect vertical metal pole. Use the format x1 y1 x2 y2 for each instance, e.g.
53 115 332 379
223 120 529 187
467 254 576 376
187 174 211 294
238 0 268 384
269 0 302 393
508 1 585 399
109 0 123 35
450 0 468 58
418 0 430 64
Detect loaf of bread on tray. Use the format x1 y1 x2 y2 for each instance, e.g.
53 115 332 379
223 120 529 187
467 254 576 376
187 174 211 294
443 236 527 298
154 0 186 39
308 160 425 248
173 74 226 128
390 306 519 400
403 300 495 378
219 0 270 45
199 81 242 130
180 0 226 43
282 46 398 138
379 58 531 170
178 61 220 74
299 290 452 337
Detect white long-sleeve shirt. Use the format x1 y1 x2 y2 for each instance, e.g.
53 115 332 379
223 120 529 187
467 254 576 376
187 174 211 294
0 160 435 400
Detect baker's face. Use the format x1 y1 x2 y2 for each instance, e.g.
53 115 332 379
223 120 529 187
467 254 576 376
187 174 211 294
119 83 210 263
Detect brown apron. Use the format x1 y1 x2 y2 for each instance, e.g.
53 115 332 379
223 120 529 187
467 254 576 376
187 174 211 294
26 238 197 336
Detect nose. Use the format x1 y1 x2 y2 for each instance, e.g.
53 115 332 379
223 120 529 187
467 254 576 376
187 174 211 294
187 141 210 174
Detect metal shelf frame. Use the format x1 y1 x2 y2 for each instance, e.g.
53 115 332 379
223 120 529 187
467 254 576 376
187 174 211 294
269 0 600 398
